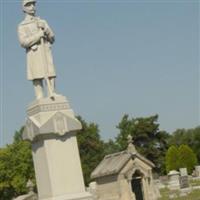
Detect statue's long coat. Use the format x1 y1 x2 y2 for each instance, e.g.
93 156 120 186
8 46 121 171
18 16 56 80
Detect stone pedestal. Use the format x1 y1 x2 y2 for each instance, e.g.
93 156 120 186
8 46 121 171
168 170 180 190
23 96 92 200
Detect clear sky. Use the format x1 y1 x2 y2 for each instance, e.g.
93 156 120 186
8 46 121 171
0 0 199 147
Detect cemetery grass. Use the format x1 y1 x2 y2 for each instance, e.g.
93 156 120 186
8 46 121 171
190 179 200 187
159 188 200 200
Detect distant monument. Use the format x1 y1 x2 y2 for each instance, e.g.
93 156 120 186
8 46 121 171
18 0 92 200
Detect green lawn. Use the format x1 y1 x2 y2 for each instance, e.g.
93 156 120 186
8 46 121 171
158 179 200 200
190 179 200 187
159 188 200 200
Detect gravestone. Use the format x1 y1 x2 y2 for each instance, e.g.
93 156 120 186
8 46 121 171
168 170 180 190
195 166 200 177
179 168 189 189
179 176 189 189
179 168 188 177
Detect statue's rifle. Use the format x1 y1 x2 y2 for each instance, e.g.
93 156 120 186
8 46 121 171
40 28 54 98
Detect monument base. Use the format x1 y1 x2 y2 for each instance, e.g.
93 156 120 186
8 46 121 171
41 192 93 200
23 96 93 200
23 95 82 142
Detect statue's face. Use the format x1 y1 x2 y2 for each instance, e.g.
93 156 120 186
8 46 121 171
24 2 36 15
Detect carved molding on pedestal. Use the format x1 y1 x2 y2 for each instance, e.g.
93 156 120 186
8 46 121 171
23 95 82 142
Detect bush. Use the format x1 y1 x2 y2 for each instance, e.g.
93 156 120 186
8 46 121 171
165 144 197 174
178 144 197 174
165 145 179 172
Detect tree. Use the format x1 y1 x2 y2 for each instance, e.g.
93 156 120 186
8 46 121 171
115 114 170 174
103 139 120 155
192 127 200 163
165 145 179 172
169 127 200 165
165 144 198 174
0 140 35 199
178 144 197 174
115 114 135 151
13 126 24 143
76 116 105 185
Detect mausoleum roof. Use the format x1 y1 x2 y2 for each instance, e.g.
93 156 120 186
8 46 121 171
91 150 155 179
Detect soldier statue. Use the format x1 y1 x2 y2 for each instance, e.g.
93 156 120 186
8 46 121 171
18 0 57 99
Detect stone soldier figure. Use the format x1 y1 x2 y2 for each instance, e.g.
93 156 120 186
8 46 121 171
18 0 57 99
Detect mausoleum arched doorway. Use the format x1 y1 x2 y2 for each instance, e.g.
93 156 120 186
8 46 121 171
131 170 144 200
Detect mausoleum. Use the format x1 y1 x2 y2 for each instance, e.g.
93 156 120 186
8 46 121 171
91 136 160 200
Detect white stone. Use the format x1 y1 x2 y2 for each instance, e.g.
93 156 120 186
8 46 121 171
195 166 200 177
91 140 160 200
18 0 57 99
32 133 92 200
23 96 81 142
19 1 93 200
87 182 97 200
179 168 188 176
168 170 180 190
23 96 92 200
13 192 37 200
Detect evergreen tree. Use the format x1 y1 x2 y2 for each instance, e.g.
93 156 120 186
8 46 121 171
178 144 197 174
169 127 200 164
116 114 170 174
13 126 24 143
165 145 179 172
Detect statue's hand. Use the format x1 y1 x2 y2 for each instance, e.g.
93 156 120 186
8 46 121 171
38 21 50 37
38 29 45 38
38 20 46 30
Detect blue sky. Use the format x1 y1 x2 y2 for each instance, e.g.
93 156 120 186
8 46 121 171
0 0 199 147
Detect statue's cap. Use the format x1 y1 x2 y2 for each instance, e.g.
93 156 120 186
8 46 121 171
23 0 36 6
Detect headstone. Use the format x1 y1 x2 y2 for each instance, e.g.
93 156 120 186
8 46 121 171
168 170 180 190
159 175 168 185
179 168 188 177
179 168 189 188
87 182 97 200
195 166 200 177
179 176 189 189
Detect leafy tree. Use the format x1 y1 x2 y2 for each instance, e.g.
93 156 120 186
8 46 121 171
115 114 170 174
192 127 200 163
115 114 135 151
103 139 120 155
169 127 200 165
165 145 179 172
178 144 197 174
165 144 197 174
0 140 35 199
76 116 105 185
